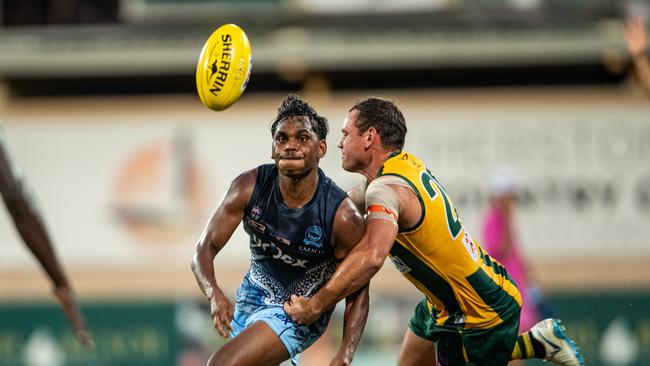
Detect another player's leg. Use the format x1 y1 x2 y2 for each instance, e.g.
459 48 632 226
462 316 517 366
207 321 289 366
398 298 437 365
512 318 585 366
511 326 546 360
397 328 435 366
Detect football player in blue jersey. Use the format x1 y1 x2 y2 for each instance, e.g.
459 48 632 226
192 94 369 366
0 128 92 348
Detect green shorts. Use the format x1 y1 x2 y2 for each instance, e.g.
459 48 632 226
408 298 520 366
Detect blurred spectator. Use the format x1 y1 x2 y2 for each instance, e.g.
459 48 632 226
624 16 650 95
481 169 540 333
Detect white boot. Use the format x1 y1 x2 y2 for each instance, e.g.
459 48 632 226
530 318 586 366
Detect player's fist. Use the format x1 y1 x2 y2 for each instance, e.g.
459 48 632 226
209 291 234 338
284 294 319 325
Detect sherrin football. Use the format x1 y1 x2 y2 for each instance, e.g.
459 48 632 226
196 24 252 111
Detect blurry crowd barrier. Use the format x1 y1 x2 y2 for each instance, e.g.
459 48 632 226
0 291 648 366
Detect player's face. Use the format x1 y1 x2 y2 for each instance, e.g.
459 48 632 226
272 116 326 177
339 110 370 172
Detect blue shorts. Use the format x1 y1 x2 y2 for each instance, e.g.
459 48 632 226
230 304 332 365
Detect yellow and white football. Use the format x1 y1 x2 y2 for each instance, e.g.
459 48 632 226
196 24 252 111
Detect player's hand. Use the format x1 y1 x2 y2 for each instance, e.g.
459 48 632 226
625 16 649 58
53 286 93 349
209 291 234 338
283 294 319 325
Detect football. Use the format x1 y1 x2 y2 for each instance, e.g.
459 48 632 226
196 24 252 111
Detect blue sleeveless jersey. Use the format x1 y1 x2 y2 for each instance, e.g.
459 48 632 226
236 164 347 309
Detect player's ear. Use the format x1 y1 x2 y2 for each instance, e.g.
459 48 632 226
318 140 327 158
365 127 377 148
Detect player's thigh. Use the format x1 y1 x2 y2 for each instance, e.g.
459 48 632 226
208 321 289 366
397 328 436 366
463 316 518 366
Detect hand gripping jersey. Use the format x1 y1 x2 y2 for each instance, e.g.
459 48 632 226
236 164 347 311
379 151 522 330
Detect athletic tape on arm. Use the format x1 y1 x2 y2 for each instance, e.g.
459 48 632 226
365 176 410 225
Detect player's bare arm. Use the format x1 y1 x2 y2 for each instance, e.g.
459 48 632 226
288 216 396 325
286 180 421 324
283 196 369 365
329 197 369 366
191 168 256 337
0 133 69 289
0 132 92 349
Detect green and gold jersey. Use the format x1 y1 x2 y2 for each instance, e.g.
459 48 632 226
379 151 521 330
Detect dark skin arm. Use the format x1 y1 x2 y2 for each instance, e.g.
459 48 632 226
191 168 256 338
287 218 396 324
0 130 92 348
327 198 370 366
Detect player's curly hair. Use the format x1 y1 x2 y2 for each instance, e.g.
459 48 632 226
270 94 329 140
350 97 407 150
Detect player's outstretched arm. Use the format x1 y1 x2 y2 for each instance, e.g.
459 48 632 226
329 198 369 366
295 218 397 321
625 16 650 94
191 168 256 338
0 131 92 348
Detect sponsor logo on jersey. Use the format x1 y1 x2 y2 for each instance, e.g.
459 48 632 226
462 232 479 262
298 245 325 255
275 235 291 246
246 217 265 234
250 205 262 220
275 312 293 325
251 234 307 268
389 255 412 273
303 226 324 248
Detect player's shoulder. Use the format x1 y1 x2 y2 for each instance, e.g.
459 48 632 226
221 167 259 209
229 166 259 197
235 163 278 186
333 196 365 228
366 173 417 212
380 151 427 183
234 166 259 182
369 174 410 191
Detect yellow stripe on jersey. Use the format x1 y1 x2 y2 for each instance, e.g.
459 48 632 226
379 151 521 330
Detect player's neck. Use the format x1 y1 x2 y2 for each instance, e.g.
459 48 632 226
277 169 319 208
359 148 398 183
